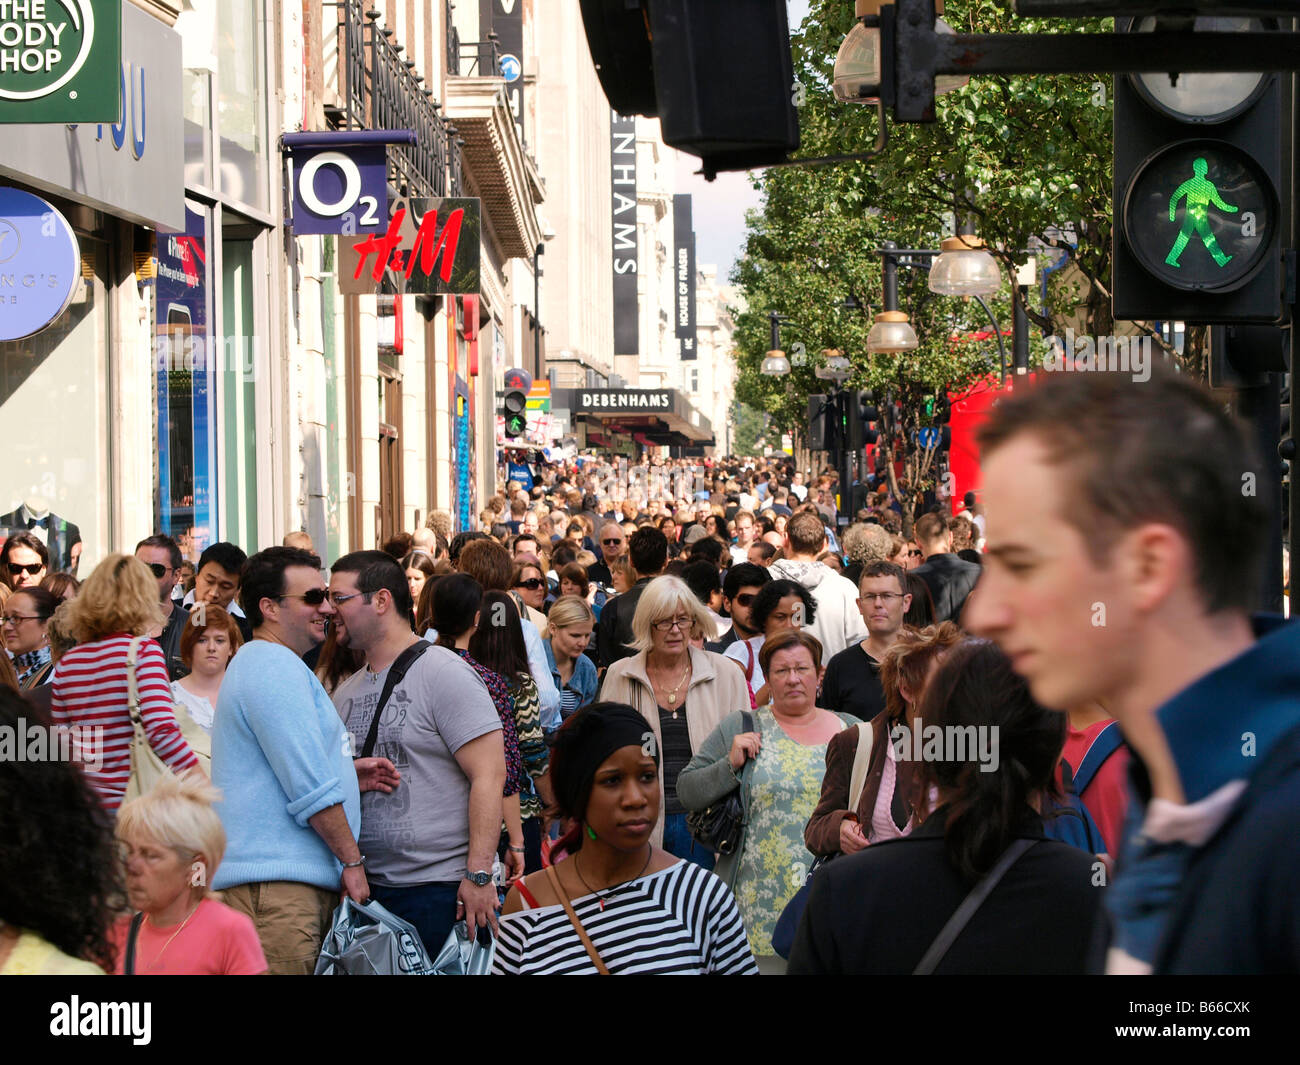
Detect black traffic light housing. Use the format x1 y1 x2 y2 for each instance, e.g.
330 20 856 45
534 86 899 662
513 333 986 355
1112 21 1291 324
579 0 799 179
807 395 829 451
502 367 532 440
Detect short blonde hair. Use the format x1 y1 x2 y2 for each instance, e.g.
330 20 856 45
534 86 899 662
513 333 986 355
547 594 595 632
630 574 717 651
64 554 163 643
117 770 226 893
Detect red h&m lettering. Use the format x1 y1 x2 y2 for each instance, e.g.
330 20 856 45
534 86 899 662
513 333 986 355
349 207 464 284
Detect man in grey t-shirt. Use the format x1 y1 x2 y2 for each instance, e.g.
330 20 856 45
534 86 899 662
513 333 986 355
329 551 506 953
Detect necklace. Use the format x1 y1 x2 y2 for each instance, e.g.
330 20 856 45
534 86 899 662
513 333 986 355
143 899 201 972
573 846 653 912
651 657 691 715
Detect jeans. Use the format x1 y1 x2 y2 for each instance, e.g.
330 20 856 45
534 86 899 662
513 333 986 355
662 811 716 871
368 880 460 956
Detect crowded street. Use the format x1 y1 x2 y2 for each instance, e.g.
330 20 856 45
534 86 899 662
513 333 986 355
0 0 1297 1039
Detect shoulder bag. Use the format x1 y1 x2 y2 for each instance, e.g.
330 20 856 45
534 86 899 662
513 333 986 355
357 640 432 760
685 710 756 855
544 863 610 974
123 636 169 804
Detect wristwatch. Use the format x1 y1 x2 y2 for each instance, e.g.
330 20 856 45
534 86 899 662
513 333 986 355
465 869 492 887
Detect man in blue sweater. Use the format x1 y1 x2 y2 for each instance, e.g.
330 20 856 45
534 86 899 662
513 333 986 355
966 366 1300 974
213 546 392 975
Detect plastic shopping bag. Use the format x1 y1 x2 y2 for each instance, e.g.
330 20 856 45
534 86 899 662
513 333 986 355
314 897 437 976
431 920 496 976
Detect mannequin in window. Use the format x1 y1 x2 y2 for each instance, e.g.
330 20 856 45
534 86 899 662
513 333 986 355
0 498 82 576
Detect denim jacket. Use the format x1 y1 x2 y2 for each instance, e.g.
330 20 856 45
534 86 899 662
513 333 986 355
542 639 599 721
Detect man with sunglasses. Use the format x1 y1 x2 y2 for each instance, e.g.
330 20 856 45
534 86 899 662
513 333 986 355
820 561 912 724
136 534 189 680
211 546 373 975
585 521 626 588
705 562 771 654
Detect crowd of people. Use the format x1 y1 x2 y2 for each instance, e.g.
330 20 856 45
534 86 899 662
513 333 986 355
2 365 1297 976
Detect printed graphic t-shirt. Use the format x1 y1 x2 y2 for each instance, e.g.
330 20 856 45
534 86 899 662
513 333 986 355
333 644 502 885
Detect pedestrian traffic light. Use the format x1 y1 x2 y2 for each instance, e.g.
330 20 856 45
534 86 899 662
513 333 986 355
1112 17 1290 324
855 390 879 445
579 0 799 179
502 367 532 440
807 395 829 451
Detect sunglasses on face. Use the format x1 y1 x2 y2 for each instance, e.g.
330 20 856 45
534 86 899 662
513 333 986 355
602 538 623 546
146 562 171 579
733 593 757 607
516 578 545 590
279 588 329 606
7 562 42 576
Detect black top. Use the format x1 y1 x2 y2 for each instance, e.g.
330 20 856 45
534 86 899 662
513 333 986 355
586 560 613 588
788 812 1106 975
704 627 741 654
657 702 692 816
911 553 982 625
595 577 651 669
819 642 886 722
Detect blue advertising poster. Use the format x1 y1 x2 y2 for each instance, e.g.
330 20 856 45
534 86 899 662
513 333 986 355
454 377 473 533
155 202 216 553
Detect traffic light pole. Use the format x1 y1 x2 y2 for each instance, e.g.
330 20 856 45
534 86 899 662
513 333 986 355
881 0 1300 122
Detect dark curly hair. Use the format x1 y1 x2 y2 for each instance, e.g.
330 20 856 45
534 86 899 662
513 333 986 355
0 688 125 970
750 578 816 633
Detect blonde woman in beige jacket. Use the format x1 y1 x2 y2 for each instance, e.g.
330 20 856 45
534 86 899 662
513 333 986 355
599 576 752 869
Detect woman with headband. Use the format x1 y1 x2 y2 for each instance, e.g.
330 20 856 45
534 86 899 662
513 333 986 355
493 703 757 975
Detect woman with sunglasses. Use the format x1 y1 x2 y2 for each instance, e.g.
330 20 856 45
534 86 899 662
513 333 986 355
1 532 49 592
2 585 58 689
598 576 750 870
510 560 549 630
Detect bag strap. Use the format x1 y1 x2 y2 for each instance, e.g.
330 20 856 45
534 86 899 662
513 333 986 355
847 720 875 814
1073 721 1124 794
743 641 755 683
543 864 610 975
359 640 432 759
124 912 145 975
125 636 145 722
913 839 1038 975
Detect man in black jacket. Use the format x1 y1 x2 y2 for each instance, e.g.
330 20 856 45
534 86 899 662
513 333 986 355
705 562 770 653
965 366 1300 974
595 526 667 670
910 511 980 624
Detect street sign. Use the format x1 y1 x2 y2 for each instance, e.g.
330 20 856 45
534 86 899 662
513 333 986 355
286 137 391 235
526 380 551 411
500 53 520 82
1122 141 1276 293
0 0 120 123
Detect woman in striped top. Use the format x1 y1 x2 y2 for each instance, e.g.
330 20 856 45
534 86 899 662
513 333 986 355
494 702 757 975
50 555 201 813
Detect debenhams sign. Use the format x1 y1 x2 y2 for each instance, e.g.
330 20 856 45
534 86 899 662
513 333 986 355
577 389 672 411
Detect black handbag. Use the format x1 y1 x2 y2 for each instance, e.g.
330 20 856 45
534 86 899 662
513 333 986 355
686 711 755 855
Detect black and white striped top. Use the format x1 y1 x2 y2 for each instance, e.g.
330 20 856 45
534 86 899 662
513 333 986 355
492 860 759 975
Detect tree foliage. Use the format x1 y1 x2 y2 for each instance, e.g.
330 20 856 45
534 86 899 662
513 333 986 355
729 0 1127 524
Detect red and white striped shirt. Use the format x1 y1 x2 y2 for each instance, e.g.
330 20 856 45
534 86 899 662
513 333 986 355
50 633 199 812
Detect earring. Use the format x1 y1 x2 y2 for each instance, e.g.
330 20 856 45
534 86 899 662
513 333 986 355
585 824 597 841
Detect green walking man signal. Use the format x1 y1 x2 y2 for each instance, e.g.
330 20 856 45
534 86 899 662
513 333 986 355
1165 158 1238 270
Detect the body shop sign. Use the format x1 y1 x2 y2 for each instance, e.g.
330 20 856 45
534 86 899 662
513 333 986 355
0 0 120 123
0 185 79 341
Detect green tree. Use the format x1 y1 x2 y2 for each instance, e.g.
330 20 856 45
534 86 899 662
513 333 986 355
730 399 770 457
731 0 1140 531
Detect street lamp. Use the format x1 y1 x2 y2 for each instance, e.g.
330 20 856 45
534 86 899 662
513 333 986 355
867 242 919 353
833 0 969 104
928 234 1003 297
761 310 793 376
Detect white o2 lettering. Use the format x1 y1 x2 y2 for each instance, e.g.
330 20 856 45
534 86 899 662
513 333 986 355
298 151 362 218
357 195 379 227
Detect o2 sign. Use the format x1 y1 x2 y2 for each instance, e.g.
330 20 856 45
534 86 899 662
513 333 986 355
286 141 389 236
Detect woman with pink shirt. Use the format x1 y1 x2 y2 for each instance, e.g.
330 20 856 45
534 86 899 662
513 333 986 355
804 623 964 858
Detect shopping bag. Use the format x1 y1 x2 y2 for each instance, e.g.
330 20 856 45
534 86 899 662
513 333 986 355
432 920 497 975
314 897 437 975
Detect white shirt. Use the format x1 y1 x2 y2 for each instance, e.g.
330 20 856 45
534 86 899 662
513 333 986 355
724 635 766 697
182 589 247 619
172 680 216 733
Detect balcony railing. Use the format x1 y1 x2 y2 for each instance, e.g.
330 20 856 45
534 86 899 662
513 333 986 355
325 0 460 198
457 34 501 78
445 0 461 77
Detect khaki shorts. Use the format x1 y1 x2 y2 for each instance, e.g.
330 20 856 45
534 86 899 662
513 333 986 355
218 881 338 976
